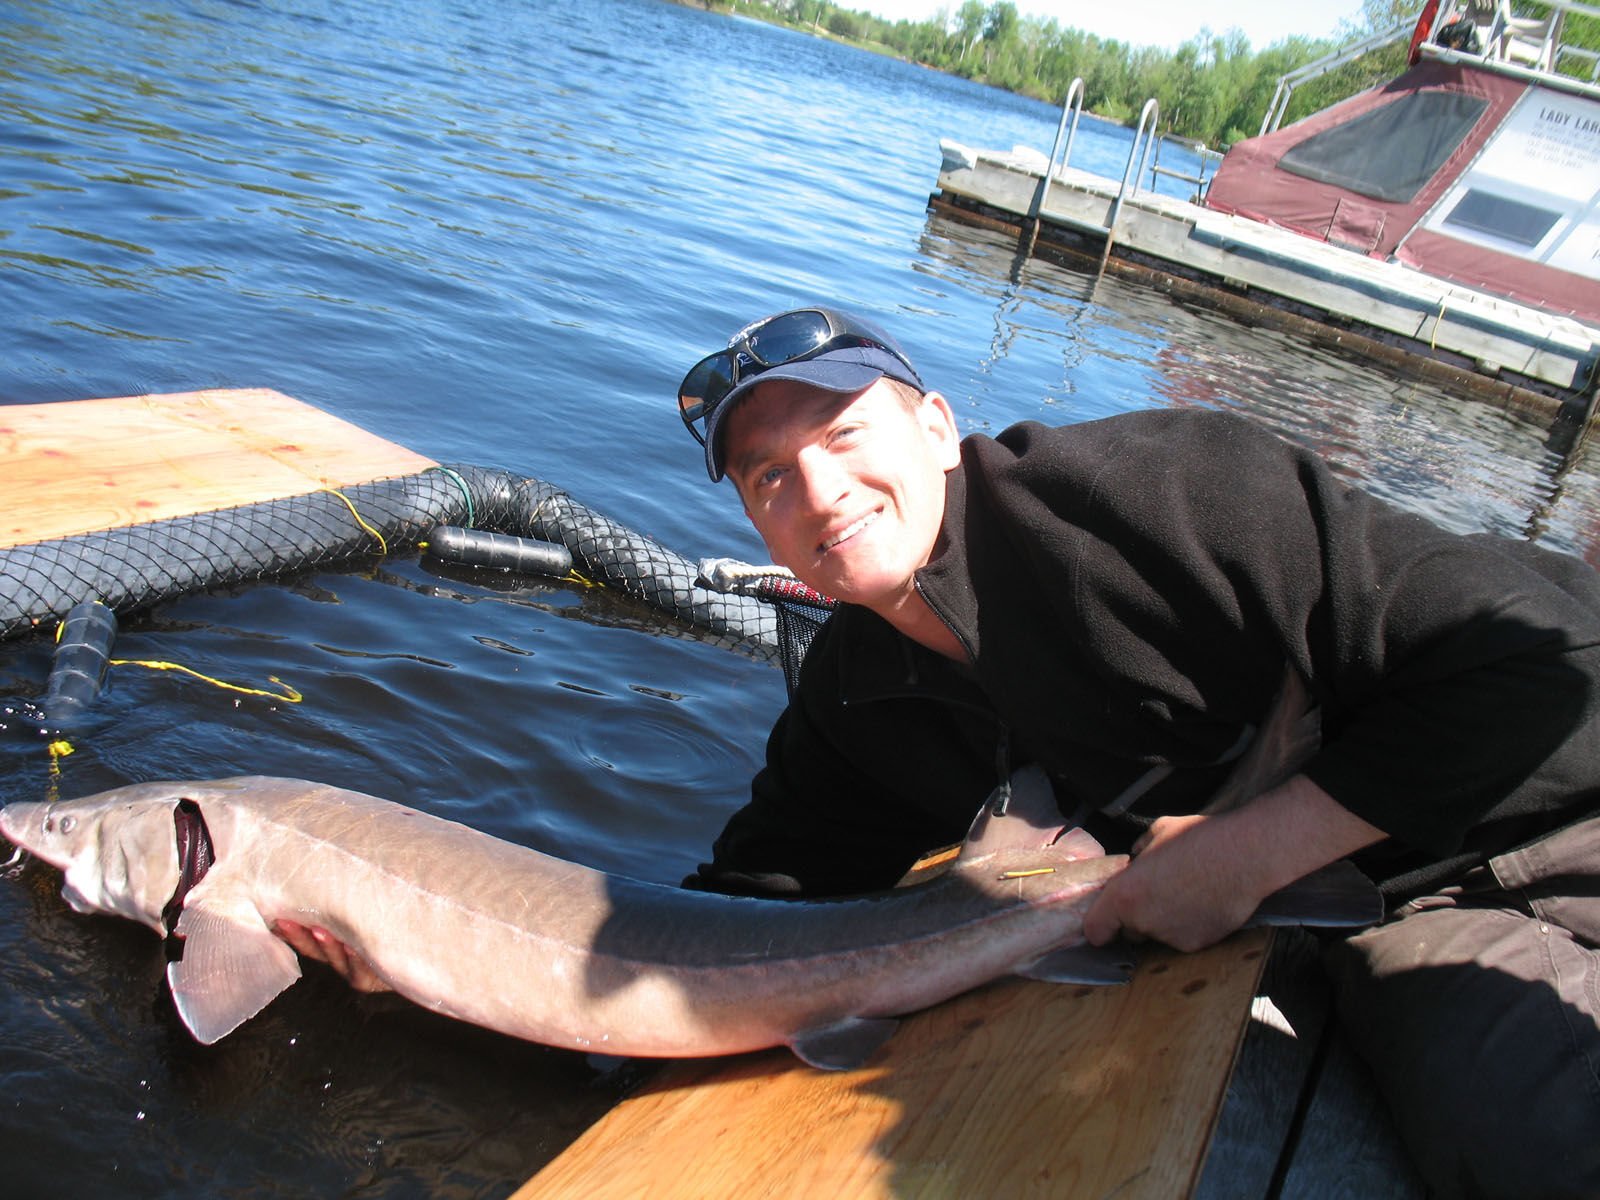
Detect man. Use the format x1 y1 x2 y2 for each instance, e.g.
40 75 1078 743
674 306 1600 1198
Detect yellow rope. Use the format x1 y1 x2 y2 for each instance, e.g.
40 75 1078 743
109 659 303 702
320 488 388 555
46 739 73 804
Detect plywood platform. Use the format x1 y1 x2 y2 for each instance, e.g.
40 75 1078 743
0 388 436 548
515 932 1271 1200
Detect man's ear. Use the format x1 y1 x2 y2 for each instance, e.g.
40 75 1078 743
919 391 962 470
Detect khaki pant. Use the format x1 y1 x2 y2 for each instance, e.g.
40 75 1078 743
1325 817 1600 1200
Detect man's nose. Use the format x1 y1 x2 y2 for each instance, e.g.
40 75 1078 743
794 448 847 511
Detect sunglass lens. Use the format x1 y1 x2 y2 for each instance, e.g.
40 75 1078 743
744 309 833 365
678 352 736 444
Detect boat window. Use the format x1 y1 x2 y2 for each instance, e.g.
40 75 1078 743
1278 92 1489 203
1442 190 1562 249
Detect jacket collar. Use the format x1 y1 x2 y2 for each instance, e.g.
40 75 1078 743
913 453 981 663
830 458 987 708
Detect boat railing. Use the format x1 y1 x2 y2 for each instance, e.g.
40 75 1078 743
1259 17 1416 135
1149 138 1225 202
1433 2 1600 100
1558 41 1600 79
1456 0 1600 75
1261 0 1600 136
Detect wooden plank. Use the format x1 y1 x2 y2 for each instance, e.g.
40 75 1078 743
515 930 1270 1200
1198 930 1336 1200
1276 1030 1428 1200
0 389 436 548
1200 930 1428 1199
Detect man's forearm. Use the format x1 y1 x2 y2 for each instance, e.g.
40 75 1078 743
1083 774 1386 952
1205 773 1388 900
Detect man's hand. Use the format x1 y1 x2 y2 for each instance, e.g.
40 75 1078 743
1081 774 1385 953
1082 812 1267 951
272 919 392 993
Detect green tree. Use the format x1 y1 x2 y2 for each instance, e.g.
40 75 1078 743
827 8 864 38
983 1 1018 43
955 1 986 66
673 0 1476 148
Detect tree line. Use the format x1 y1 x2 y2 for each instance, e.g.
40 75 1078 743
690 0 1600 149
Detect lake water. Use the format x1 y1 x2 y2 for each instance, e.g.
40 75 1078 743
2 0 1597 1195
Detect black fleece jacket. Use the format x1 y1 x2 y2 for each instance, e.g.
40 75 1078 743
689 409 1600 901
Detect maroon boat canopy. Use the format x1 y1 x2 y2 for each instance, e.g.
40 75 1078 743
1205 60 1600 324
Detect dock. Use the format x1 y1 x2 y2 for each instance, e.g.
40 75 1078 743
930 142 1600 429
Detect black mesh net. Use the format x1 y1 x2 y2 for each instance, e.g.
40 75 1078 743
0 464 779 654
745 576 837 698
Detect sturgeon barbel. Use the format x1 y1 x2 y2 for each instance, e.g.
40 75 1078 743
0 762 1379 1068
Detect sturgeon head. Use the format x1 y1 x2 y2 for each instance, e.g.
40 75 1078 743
0 781 200 936
2 778 302 1045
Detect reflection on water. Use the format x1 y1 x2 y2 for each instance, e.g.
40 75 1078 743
913 212 1599 563
2 0 1599 1195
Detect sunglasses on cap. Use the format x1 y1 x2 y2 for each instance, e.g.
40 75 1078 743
677 307 920 447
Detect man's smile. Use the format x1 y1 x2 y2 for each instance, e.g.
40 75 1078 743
724 377 962 623
818 508 882 554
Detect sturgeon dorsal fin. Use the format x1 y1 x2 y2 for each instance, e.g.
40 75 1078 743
956 764 1066 865
166 893 303 1044
1052 826 1107 861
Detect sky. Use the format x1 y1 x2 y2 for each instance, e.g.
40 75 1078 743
858 0 1378 52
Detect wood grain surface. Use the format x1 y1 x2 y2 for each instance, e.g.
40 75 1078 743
0 388 435 547
517 930 1270 1200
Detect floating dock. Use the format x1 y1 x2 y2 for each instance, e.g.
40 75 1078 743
0 389 776 646
930 142 1600 429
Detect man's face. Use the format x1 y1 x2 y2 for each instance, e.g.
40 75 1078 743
723 377 960 616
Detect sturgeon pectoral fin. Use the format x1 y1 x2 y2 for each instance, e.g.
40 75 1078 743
787 1016 900 1071
1014 942 1136 985
165 896 303 1044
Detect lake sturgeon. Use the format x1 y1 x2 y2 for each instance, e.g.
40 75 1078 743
0 763 1380 1069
